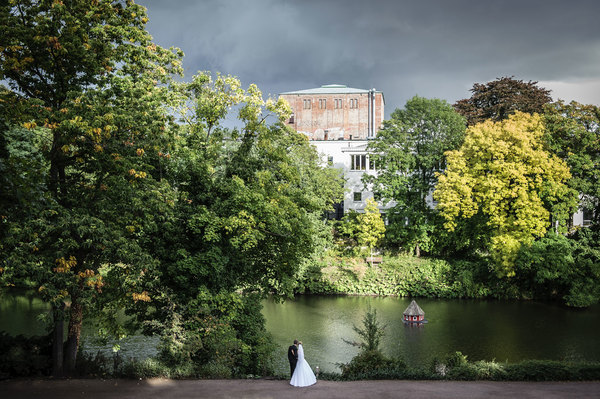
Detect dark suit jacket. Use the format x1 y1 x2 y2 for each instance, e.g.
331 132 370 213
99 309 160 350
288 344 298 363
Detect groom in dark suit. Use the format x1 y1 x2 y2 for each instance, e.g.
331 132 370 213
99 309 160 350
287 339 299 377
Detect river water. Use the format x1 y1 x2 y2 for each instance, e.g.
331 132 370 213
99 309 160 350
1 291 599 374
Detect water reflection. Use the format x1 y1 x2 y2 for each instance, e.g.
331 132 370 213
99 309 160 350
0 291 51 336
0 290 158 361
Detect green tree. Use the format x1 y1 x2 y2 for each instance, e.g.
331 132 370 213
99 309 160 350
341 306 405 379
543 101 600 225
455 76 552 126
132 73 345 376
514 228 600 307
356 198 385 264
567 227 600 307
365 96 465 256
343 306 385 352
334 210 361 253
0 0 182 376
434 112 578 276
0 123 49 249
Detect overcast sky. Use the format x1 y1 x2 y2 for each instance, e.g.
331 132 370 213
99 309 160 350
138 0 600 118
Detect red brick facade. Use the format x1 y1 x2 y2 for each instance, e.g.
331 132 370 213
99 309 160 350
279 85 384 140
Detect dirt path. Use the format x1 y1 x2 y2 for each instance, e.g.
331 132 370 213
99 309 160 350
2 378 600 399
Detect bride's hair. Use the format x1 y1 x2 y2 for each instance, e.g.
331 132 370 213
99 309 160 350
298 341 302 345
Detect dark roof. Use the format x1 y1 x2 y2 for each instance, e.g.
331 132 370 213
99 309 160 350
403 300 425 316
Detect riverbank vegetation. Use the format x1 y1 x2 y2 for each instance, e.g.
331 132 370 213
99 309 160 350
295 227 600 306
1 1 598 382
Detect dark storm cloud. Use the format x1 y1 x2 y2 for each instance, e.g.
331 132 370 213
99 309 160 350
138 0 600 114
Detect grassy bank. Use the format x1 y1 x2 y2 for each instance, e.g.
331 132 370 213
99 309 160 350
296 254 514 299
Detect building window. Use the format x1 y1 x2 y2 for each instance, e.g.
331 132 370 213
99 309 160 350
288 112 294 124
368 156 376 170
351 154 367 170
303 99 311 109
350 98 358 109
319 99 327 109
353 192 362 202
327 155 334 166
335 98 342 109
583 208 593 226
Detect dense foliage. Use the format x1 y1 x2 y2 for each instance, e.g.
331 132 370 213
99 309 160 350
0 0 183 376
454 76 552 126
0 331 52 378
514 228 600 307
0 1 342 378
128 73 344 377
355 198 385 261
434 112 578 276
365 96 465 256
298 254 500 299
544 101 600 225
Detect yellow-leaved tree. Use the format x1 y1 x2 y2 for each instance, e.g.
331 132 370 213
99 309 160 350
357 198 386 266
433 112 577 276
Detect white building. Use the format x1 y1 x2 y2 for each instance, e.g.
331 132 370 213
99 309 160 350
312 140 379 217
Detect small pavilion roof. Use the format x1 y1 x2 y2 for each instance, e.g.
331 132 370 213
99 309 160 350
403 300 425 316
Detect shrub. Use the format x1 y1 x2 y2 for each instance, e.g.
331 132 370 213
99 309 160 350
0 331 52 378
447 360 507 380
504 360 572 381
515 230 600 307
121 357 173 378
198 360 232 379
340 349 405 379
347 306 385 352
445 351 468 368
297 254 509 300
75 350 111 377
152 292 276 379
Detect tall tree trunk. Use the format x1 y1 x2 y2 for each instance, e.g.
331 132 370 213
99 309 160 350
64 295 83 375
52 302 65 378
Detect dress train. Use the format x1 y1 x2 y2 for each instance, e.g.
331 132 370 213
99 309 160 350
290 344 316 387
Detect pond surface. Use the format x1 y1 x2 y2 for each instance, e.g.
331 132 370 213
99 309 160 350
0 291 159 361
264 295 600 374
2 291 599 374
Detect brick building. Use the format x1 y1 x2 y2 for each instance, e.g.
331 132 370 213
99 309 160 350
279 84 387 217
280 84 384 140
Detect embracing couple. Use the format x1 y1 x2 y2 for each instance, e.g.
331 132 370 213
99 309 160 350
287 339 317 387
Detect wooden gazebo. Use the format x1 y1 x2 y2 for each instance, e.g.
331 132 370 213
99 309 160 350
403 300 427 324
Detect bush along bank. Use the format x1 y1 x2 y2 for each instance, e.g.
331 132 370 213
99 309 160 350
296 254 517 300
316 352 600 382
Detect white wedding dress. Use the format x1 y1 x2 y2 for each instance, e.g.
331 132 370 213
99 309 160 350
290 344 317 387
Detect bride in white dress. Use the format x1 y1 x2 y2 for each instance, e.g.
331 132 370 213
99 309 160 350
290 342 317 387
